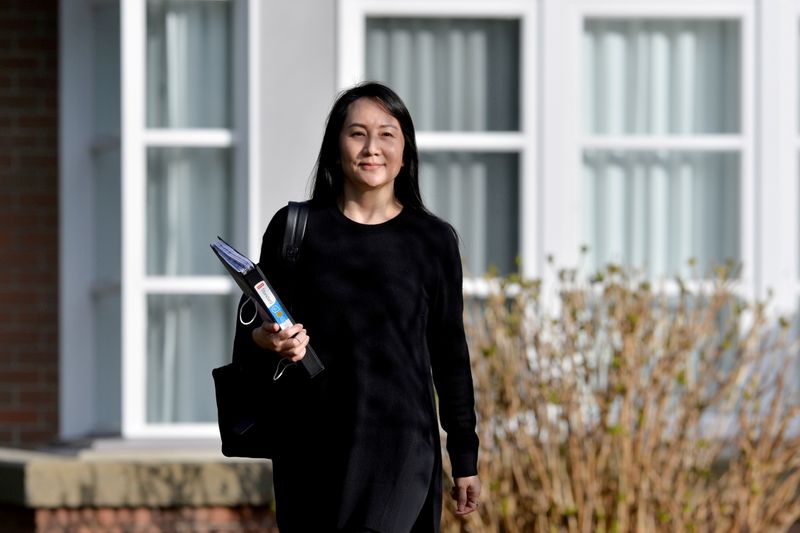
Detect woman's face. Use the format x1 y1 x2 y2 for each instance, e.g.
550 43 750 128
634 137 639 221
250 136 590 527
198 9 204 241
338 97 405 195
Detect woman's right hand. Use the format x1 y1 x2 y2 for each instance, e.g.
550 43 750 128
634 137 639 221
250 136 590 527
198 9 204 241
251 321 309 362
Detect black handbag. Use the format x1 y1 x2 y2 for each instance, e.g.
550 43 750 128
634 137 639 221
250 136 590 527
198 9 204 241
212 201 310 459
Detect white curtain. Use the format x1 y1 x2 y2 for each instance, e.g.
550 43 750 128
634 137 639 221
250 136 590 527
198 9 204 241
584 19 740 134
583 19 741 278
146 0 230 128
146 148 231 276
420 153 518 276
144 1 233 423
366 18 520 274
147 295 232 423
145 148 231 424
583 151 740 278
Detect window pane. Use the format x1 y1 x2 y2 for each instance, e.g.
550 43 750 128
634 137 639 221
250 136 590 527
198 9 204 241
146 148 232 276
583 151 740 278
146 0 231 128
584 19 740 134
366 18 520 131
420 152 519 275
147 294 235 423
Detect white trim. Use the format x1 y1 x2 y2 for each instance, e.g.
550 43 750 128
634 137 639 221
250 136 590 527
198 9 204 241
142 129 235 147
416 132 526 152
247 0 262 257
122 424 220 439
142 277 234 294
573 1 751 18
521 3 539 279
779 0 800 311
121 0 147 438
738 3 756 294
541 1 583 270
60 0 97 440
581 135 744 151
341 0 540 18
231 0 250 262
336 0 364 90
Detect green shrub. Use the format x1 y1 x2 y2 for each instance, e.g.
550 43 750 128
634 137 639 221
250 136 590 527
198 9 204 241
443 263 800 533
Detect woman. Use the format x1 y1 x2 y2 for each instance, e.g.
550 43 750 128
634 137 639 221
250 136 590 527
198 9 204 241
234 82 480 532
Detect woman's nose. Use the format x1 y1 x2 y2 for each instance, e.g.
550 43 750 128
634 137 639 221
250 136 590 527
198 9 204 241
362 134 379 155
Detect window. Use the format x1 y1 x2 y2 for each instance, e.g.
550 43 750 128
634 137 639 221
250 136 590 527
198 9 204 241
121 0 246 435
339 0 538 278
61 0 251 440
582 18 742 279
541 2 754 289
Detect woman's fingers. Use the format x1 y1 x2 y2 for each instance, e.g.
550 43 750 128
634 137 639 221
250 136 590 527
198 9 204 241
251 321 309 360
270 323 309 360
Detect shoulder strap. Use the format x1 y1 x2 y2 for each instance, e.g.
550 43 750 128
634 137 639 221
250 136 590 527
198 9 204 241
282 201 309 266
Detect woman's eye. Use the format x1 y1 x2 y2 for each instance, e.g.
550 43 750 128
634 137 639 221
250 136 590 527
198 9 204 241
351 131 365 137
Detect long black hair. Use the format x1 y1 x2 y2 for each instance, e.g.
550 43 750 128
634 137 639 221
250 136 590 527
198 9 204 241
310 82 429 212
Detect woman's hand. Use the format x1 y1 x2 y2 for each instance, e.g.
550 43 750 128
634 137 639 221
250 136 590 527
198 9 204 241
451 475 481 516
251 321 309 362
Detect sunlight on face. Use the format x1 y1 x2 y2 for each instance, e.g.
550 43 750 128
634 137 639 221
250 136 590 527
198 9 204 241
339 97 405 195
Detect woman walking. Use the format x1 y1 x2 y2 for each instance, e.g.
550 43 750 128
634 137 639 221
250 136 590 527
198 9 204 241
232 82 480 532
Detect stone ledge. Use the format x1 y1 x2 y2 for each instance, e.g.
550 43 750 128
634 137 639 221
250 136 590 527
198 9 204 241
0 447 273 508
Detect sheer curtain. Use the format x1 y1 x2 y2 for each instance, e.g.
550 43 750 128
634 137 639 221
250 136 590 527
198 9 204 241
366 18 520 274
146 148 231 276
583 19 741 278
147 295 233 423
419 153 518 275
146 0 230 128
145 1 233 423
583 151 740 278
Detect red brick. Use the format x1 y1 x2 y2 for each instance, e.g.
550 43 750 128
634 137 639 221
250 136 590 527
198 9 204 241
19 429 56 444
133 508 151 524
0 409 38 423
20 388 56 404
0 369 39 383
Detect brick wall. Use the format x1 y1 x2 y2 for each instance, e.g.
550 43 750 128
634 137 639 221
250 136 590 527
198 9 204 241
0 0 59 448
2 505 278 533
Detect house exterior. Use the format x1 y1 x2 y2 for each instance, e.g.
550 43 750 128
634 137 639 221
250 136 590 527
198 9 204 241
2 0 799 530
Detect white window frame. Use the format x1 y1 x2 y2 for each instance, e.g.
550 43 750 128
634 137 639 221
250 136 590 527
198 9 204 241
542 0 756 298
120 0 255 438
777 0 800 313
338 0 539 287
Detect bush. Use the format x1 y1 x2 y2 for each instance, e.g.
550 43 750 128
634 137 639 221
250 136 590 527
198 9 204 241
443 263 800 532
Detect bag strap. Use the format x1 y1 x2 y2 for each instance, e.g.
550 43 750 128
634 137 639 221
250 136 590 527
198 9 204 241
282 201 309 265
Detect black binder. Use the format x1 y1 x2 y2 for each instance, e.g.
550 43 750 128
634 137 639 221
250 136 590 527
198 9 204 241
210 237 324 378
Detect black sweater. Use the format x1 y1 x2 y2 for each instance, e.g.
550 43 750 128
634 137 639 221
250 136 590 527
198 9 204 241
235 202 478 531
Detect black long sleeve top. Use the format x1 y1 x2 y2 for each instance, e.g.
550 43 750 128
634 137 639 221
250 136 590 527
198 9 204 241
233 202 479 531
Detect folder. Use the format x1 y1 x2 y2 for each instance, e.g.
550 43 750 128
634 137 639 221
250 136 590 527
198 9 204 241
210 236 325 379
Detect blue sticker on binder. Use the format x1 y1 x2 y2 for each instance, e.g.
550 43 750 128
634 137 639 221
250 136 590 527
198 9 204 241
269 302 289 324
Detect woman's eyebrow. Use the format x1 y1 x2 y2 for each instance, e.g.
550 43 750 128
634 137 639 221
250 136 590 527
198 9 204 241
345 122 399 129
